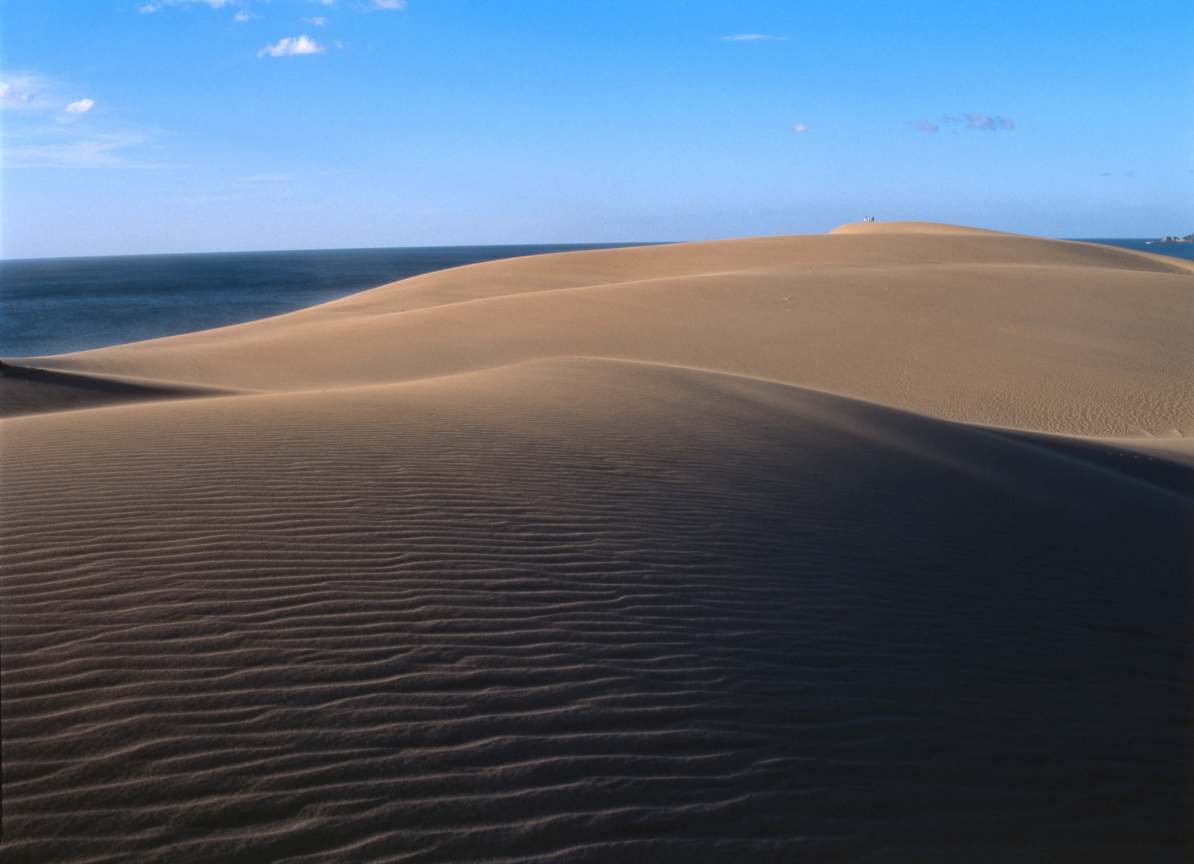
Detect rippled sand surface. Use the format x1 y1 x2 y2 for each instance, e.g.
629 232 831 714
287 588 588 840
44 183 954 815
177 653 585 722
3 223 1192 861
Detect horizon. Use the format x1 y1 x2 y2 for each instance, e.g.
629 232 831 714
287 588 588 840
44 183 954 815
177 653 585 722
3 0 1193 258
0 238 653 263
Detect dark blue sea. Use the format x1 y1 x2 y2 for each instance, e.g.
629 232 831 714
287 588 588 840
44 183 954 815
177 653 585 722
1 239 1189 359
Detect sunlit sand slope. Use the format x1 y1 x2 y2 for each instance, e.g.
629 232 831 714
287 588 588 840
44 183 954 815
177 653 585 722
16 224 1193 436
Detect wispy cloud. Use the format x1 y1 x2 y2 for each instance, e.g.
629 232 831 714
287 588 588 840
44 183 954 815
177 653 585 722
791 122 809 134
2 131 149 167
913 113 1015 134
238 172 296 184
139 0 234 11
258 35 327 58
65 98 95 115
962 112 1014 131
0 73 54 111
720 34 785 42
371 0 407 8
234 9 252 22
303 16 328 26
942 112 1015 131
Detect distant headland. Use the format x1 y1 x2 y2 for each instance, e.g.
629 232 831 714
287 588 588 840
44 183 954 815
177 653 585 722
1147 232 1193 244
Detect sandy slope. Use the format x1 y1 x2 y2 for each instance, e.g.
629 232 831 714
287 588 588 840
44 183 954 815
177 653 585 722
2 223 1192 862
11 223 1193 435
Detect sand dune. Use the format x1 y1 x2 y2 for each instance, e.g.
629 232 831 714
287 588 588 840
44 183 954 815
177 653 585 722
16 225 1192 435
2 224 1192 861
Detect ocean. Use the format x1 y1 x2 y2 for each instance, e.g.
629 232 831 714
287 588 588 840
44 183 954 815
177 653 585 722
1 239 1189 359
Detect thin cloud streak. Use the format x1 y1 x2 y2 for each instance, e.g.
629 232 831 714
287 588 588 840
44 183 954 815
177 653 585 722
0 73 54 111
2 131 149 167
914 113 1015 133
942 112 1015 131
139 0 234 12
962 112 1015 131
720 34 785 42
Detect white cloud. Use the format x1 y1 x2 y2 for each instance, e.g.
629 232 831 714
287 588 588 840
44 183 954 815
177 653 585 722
371 0 407 8
234 10 251 22
791 122 809 134
303 16 328 26
3 74 100 118
720 34 784 42
257 35 327 58
2 72 148 168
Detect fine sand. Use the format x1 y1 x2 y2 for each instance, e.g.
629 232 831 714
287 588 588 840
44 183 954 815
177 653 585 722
2 222 1192 862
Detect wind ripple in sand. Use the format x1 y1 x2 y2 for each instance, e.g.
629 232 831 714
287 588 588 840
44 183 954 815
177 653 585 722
3 359 1191 862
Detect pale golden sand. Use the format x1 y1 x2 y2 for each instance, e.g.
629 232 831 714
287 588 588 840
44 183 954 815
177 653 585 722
19 222 1193 435
2 223 1191 861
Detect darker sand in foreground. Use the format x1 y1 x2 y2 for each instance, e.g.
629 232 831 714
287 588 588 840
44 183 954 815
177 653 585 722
2 223 1192 862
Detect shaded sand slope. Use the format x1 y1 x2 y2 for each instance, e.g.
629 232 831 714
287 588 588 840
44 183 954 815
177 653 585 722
0 361 236 418
3 359 1191 862
2 224 1193 862
19 224 1194 435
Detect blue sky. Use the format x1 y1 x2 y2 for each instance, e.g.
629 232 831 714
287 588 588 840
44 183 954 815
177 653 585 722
2 0 1191 258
